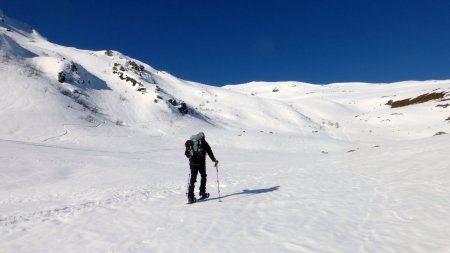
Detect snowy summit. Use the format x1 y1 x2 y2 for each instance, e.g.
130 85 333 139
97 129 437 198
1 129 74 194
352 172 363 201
1 10 450 253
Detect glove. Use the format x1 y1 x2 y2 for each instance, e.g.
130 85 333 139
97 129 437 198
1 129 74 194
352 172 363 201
214 160 219 167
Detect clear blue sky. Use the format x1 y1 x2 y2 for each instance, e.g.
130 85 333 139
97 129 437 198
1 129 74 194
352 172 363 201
2 0 450 86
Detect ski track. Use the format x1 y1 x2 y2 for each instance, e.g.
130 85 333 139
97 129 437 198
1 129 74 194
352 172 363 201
0 138 178 155
0 183 184 229
41 124 78 143
0 157 284 230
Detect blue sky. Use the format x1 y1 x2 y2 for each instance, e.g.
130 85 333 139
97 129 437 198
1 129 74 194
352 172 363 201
2 0 450 86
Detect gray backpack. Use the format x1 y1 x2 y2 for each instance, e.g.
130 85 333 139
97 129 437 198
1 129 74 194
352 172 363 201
186 132 205 158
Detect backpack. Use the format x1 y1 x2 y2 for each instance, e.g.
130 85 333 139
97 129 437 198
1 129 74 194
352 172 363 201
185 132 205 158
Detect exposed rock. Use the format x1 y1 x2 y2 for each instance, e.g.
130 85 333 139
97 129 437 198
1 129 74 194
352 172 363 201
168 99 178 106
127 60 144 73
137 87 146 93
58 71 66 83
386 92 447 108
70 62 77 72
178 102 188 114
436 104 449 108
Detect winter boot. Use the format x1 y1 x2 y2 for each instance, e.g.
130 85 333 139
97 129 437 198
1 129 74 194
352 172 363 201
187 194 196 204
199 192 210 200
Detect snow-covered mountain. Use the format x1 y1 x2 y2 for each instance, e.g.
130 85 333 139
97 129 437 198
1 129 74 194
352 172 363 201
1 11 449 253
2 9 450 145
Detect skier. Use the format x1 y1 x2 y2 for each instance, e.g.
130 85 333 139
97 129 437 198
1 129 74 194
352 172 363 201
185 132 219 204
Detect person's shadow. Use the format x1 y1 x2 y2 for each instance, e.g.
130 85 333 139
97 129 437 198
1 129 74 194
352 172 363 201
202 185 280 202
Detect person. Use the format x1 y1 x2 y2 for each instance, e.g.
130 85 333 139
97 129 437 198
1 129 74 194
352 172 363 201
184 132 219 203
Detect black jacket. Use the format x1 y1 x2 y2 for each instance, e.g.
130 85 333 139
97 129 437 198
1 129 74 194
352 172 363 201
185 139 216 165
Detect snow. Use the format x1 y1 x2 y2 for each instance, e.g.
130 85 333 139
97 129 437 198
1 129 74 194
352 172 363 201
1 10 450 253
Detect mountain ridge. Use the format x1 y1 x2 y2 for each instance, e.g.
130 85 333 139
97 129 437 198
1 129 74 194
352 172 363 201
0 10 449 145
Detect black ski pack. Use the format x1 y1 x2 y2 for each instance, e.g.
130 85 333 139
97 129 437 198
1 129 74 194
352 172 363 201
185 132 205 159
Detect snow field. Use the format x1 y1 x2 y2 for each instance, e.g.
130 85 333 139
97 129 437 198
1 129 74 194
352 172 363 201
1 132 450 253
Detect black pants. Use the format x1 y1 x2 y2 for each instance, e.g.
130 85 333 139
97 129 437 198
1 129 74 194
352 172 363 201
188 163 207 197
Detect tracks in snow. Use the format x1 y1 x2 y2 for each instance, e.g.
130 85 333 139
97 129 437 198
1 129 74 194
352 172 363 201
0 184 185 229
0 137 178 155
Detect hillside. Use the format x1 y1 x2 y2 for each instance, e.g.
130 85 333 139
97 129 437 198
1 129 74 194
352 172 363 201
1 11 450 253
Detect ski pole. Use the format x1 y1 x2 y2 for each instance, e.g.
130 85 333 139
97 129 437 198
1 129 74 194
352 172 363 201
215 164 221 202
186 173 190 197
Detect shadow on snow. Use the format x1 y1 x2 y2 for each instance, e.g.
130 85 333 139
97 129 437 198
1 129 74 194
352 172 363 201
203 185 280 202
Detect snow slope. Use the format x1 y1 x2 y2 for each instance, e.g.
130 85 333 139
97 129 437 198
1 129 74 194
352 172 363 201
1 11 450 253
